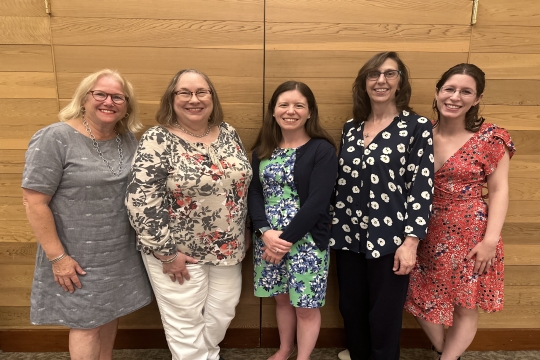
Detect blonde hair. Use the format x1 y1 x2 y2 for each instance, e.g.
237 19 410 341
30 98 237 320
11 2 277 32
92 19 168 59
58 69 143 134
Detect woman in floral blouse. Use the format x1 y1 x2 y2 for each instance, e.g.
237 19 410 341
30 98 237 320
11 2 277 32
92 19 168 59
330 52 434 360
126 69 252 360
248 81 337 360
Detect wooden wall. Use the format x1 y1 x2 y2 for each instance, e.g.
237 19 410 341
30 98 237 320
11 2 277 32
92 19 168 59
1 0 539 351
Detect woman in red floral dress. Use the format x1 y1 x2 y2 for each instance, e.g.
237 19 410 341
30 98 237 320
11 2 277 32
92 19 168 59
405 64 515 360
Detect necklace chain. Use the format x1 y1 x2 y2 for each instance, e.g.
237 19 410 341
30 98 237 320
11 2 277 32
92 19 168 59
173 121 211 138
82 117 124 177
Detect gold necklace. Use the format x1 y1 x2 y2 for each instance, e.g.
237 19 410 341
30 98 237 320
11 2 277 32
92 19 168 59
173 122 211 138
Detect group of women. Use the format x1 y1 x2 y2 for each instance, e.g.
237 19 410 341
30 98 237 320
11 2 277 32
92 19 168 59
22 51 514 360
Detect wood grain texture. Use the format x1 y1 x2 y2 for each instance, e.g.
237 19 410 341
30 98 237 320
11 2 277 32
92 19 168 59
0 72 56 99
266 23 471 52
472 26 540 54
266 0 472 25
51 18 262 50
483 80 540 106
0 150 26 174
53 46 263 77
0 222 35 244
477 0 540 26
0 16 50 45
470 53 540 80
509 130 540 155
0 45 52 72
503 223 540 245
482 106 540 130
50 0 263 21
0 0 46 17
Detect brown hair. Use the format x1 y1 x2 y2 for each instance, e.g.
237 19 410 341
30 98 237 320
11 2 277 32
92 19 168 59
352 51 412 123
252 81 335 159
433 63 485 132
155 69 223 127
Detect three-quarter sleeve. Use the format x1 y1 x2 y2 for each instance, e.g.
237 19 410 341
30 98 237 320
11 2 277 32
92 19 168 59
126 127 176 256
403 119 434 240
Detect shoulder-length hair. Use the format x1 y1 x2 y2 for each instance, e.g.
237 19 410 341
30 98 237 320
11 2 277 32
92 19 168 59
433 63 486 132
252 81 335 159
352 51 412 123
58 69 142 134
155 69 223 127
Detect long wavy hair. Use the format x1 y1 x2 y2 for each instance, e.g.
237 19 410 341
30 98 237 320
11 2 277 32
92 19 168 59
155 69 223 127
252 81 335 159
58 69 142 134
352 51 412 123
433 63 485 132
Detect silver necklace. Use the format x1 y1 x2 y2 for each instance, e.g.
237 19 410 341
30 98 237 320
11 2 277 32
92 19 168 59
82 117 124 176
173 121 211 138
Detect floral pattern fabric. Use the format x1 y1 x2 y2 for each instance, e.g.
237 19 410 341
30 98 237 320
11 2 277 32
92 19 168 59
253 147 329 308
330 110 435 259
405 123 515 325
126 123 252 265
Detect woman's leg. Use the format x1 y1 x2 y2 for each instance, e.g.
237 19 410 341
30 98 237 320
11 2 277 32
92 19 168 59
68 318 118 360
268 293 297 360
204 263 243 360
415 316 445 353
295 307 320 360
441 306 478 360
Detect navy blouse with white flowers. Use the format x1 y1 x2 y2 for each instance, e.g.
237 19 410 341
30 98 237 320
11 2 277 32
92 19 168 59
330 110 434 259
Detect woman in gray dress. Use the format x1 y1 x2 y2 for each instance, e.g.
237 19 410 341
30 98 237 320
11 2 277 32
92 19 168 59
22 69 152 360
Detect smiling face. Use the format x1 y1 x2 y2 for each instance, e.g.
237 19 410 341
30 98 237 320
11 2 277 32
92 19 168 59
273 89 311 135
83 75 127 127
365 58 401 106
435 74 482 123
173 72 214 127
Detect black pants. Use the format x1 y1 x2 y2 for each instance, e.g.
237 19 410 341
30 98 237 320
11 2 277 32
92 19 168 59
335 250 410 360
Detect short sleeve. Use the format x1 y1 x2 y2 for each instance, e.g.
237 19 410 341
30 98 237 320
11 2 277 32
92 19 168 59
484 124 516 176
22 125 65 196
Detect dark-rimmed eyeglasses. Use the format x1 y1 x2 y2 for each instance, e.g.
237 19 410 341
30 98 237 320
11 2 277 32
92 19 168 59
439 86 477 98
87 90 128 105
174 89 212 101
367 70 402 80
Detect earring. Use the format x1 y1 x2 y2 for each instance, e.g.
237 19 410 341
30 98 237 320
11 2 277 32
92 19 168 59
123 112 130 119
80 106 86 114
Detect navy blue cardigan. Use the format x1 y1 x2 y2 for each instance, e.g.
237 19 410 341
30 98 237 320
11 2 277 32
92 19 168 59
248 138 338 250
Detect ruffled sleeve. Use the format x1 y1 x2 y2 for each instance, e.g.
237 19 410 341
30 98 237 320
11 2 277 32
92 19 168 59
483 123 516 176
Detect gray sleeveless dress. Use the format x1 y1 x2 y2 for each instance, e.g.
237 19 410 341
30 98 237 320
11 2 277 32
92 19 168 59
22 122 152 329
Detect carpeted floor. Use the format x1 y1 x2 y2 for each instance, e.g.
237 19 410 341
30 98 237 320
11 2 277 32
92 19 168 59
1 349 539 359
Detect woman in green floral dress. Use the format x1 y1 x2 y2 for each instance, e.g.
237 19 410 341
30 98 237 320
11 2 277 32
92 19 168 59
248 81 338 360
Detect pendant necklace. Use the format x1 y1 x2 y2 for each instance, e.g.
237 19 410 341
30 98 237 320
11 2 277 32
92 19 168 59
83 117 124 176
173 121 211 138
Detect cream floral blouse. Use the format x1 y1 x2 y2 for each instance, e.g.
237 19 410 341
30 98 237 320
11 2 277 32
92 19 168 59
126 122 253 266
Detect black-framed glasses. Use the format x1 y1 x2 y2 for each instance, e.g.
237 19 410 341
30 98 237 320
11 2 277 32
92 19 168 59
87 90 128 105
174 89 212 100
440 86 477 98
367 70 402 80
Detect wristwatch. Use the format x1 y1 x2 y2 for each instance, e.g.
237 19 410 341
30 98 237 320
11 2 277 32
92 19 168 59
255 226 271 238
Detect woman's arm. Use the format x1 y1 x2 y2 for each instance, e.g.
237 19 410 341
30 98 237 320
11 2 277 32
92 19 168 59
22 189 85 292
466 148 510 274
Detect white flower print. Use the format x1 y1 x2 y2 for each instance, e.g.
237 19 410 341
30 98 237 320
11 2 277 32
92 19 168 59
399 167 405 176
383 147 392 154
371 218 380 227
397 144 406 153
351 170 359 178
347 195 354 203
362 216 369 223
422 130 430 138
381 193 390 203
417 149 424 157
421 191 431 200
371 201 379 210
422 168 430 176
345 236 352 243
351 217 359 224
329 238 336 246
418 117 428 123
428 138 433 145
402 110 409 116
384 217 393 226
407 195 415 202
394 236 402 245
355 233 360 240
382 131 391 139
399 130 408 137
364 148 371 155
397 121 407 128
336 201 345 208
416 217 426 225
357 139 363 146
353 158 361 165
362 162 366 169
339 158 344 165
360 222 368 229
332 218 339 224
405 225 414 233
348 136 355 142
410 136 415 144
356 210 362 217
380 155 390 163
346 208 352 215
407 164 416 171
342 224 351 232
347 146 355 152
369 143 378 150
412 203 421 210
429 154 434 162
343 165 351 173
428 178 433 186
397 211 404 220
370 190 375 199
397 185 403 194
352 186 360 193
400 156 406 165
372 250 380 258
367 241 374 250
338 178 346 185
389 169 395 179
377 238 385 246
371 174 379 184
388 182 396 192
366 157 375 165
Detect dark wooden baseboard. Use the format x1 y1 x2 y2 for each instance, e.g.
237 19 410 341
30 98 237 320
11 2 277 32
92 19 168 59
1 328 539 352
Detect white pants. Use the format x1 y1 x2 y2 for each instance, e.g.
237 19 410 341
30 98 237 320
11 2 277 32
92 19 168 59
142 254 242 360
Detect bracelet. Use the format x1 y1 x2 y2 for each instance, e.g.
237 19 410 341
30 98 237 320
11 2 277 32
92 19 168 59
158 253 178 264
49 252 67 264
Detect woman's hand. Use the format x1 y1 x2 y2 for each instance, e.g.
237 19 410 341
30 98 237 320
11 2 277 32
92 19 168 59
393 236 419 275
158 252 198 285
261 230 291 256
52 256 86 293
261 246 286 264
466 239 498 275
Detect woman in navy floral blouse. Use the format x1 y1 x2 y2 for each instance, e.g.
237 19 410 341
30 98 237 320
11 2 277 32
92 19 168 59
248 81 337 360
331 52 434 360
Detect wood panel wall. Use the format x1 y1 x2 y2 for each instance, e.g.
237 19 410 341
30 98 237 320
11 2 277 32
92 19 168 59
1 0 539 351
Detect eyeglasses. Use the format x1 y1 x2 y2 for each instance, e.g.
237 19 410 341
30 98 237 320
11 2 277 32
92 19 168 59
440 86 477 98
367 70 401 80
174 89 212 100
87 90 128 105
